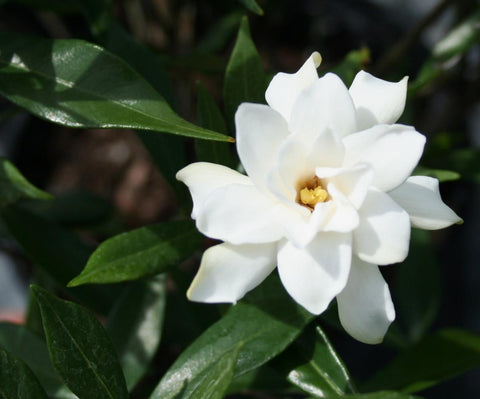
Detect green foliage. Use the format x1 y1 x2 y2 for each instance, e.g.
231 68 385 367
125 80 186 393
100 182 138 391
0 32 232 142
31 285 129 399
69 220 202 286
0 347 50 399
236 0 264 16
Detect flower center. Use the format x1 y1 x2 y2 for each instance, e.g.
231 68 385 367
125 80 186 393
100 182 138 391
297 176 329 209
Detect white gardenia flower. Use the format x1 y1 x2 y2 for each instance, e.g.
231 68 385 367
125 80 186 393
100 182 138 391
177 52 462 344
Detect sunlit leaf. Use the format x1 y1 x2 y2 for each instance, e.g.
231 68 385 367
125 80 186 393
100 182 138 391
31 285 129 399
0 32 233 142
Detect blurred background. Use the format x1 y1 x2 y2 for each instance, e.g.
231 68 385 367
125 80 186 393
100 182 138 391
0 0 479 397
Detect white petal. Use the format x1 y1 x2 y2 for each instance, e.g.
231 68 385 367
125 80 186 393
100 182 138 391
343 124 426 192
277 233 352 314
306 128 346 168
290 73 357 139
272 202 315 248
187 242 277 303
389 176 462 229
236 103 290 193
337 257 395 344
315 163 373 209
197 183 283 244
176 162 250 219
354 188 410 265
265 52 322 122
349 71 408 130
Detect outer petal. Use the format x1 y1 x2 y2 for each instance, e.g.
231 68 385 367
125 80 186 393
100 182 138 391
187 242 277 303
265 51 322 122
290 73 357 139
277 233 352 314
389 176 462 229
343 124 426 192
236 103 290 193
349 71 408 130
197 183 283 244
176 162 250 219
337 257 395 344
354 188 410 265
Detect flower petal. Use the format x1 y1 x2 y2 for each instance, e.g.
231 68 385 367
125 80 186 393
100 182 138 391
236 103 290 193
349 71 408 130
176 162 250 219
354 188 410 265
187 242 277 303
277 233 352 314
337 257 395 344
343 124 426 192
290 73 357 139
197 183 283 244
265 51 322 122
389 176 462 229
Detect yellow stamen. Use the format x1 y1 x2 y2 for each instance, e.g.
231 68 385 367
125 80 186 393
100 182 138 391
299 185 329 206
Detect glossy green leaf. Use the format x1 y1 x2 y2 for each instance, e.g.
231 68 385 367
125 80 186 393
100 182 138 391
363 329 480 393
0 157 52 208
329 47 371 86
394 230 441 343
195 81 234 167
224 16 266 131
287 326 356 397
1 205 119 314
107 276 166 390
31 285 129 399
187 343 242 399
0 32 232 142
413 166 460 182
0 323 75 398
150 274 314 399
236 0 264 15
0 347 50 399
69 220 202 286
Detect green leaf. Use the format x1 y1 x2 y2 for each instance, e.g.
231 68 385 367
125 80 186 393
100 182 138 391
328 47 371 86
0 323 75 398
236 0 264 16
195 81 234 167
286 326 356 397
0 157 52 208
1 204 119 314
150 274 314 399
31 285 129 399
363 329 480 393
413 166 460 182
224 16 266 131
0 347 50 399
68 220 202 286
323 392 422 399
0 32 232 142
107 276 166 390
394 230 441 343
187 343 242 399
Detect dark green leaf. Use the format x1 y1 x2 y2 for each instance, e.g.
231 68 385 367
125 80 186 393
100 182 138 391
424 148 480 184
0 347 50 399
322 392 422 399
0 323 75 398
69 220 202 286
0 32 232 142
287 326 356 397
195 81 235 167
1 204 119 314
31 285 128 399
107 276 166 390
236 0 264 16
0 157 52 208
224 16 266 131
187 342 242 399
328 47 371 86
150 274 314 399
196 12 243 54
394 230 441 343
413 166 460 182
363 329 480 393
